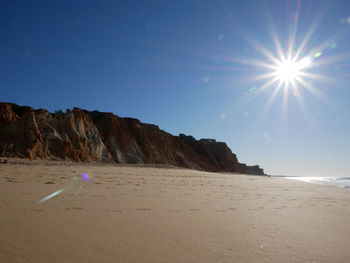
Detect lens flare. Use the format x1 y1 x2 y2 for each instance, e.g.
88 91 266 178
81 172 89 182
36 172 90 204
37 189 64 204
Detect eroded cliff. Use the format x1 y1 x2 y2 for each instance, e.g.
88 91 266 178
0 102 264 175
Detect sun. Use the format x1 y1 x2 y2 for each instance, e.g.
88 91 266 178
207 0 349 121
208 2 350 123
273 57 312 87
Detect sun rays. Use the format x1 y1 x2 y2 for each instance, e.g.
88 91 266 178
225 2 350 124
190 2 350 129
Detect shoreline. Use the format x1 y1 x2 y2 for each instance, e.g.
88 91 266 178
273 175 350 189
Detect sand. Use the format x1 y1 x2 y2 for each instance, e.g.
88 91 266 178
1 159 350 263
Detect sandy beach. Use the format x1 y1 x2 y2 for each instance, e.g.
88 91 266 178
1 160 349 263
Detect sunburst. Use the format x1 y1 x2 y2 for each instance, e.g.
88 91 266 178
197 2 350 124
230 4 350 122
243 38 319 97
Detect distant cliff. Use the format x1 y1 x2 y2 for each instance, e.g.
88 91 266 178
0 102 264 175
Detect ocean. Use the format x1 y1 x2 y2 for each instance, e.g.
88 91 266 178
274 176 350 189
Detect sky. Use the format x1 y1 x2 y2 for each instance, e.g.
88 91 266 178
1 0 350 177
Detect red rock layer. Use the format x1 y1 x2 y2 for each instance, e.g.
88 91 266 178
0 102 264 175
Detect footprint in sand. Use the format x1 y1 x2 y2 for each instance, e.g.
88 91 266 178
274 206 287 210
136 208 151 211
189 209 200 212
112 210 124 213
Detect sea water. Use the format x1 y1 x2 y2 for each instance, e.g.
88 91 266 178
274 176 350 189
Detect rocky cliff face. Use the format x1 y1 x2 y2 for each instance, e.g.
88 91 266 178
0 102 264 175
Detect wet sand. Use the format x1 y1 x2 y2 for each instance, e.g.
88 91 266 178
1 160 349 262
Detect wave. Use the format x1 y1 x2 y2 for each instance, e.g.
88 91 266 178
276 176 350 189
337 177 350 181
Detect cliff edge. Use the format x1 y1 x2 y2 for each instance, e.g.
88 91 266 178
0 102 264 175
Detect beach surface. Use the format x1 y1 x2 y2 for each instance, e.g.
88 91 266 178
1 160 349 263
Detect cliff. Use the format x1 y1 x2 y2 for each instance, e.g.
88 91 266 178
0 102 264 175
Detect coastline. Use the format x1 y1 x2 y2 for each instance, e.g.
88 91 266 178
273 175 350 189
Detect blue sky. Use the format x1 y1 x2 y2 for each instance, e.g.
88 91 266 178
1 0 350 176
